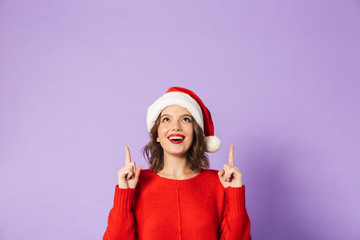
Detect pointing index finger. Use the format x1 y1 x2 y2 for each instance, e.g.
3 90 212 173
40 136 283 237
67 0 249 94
125 145 131 165
228 144 234 166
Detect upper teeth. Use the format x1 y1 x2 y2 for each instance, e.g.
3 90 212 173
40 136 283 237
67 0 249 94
169 136 184 140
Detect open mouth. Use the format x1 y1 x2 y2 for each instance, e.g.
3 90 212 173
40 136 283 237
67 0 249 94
167 134 185 144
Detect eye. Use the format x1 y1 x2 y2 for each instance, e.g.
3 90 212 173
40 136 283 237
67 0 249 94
182 117 192 122
161 117 170 122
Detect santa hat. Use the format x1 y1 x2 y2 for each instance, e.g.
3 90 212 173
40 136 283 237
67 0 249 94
146 86 221 153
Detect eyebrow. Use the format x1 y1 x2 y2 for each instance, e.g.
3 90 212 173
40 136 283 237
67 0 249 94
160 114 192 118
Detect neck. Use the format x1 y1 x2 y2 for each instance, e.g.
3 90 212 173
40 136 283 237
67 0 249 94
158 153 197 179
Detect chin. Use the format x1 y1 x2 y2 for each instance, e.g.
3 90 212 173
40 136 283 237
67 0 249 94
163 145 191 157
173 151 188 157
167 149 187 157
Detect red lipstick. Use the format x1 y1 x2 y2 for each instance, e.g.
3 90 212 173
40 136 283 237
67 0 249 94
167 134 185 144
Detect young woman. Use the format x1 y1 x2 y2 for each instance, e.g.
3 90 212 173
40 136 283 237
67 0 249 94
104 87 251 240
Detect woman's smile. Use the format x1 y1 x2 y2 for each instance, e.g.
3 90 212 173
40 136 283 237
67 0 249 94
167 134 185 144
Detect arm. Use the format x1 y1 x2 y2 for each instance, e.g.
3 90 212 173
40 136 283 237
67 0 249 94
104 146 142 240
103 186 137 240
218 145 251 239
218 186 251 240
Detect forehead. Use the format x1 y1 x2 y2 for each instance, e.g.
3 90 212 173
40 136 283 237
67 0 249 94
160 105 192 116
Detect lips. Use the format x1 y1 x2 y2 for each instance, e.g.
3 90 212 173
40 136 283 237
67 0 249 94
167 134 185 144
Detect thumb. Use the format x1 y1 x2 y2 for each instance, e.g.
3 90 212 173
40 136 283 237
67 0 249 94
218 169 225 177
134 166 142 180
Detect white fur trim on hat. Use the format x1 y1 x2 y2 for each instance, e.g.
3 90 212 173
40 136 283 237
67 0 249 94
147 92 204 132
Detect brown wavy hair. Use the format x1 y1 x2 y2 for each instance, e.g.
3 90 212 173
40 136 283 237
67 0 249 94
142 114 209 173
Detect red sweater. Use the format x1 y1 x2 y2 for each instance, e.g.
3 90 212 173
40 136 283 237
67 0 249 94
104 168 251 240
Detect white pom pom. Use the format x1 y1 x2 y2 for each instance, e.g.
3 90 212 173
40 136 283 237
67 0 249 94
204 136 221 153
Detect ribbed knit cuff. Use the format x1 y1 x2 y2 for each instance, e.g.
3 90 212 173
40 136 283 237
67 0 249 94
113 185 135 211
224 185 246 214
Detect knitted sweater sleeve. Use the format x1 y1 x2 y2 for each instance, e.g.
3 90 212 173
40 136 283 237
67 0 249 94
218 186 252 240
103 186 137 240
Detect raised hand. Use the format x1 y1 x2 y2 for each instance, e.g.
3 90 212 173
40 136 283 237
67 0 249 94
117 146 142 189
218 144 243 188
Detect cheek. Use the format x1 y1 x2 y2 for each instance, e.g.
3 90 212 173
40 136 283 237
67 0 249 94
190 132 194 141
157 125 167 140
186 126 194 140
156 130 162 142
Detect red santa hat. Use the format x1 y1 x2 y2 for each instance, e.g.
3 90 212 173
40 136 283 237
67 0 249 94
147 86 221 153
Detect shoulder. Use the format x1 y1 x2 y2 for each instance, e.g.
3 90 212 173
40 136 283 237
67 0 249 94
198 168 223 186
138 168 154 181
133 169 154 192
196 169 226 197
201 168 220 177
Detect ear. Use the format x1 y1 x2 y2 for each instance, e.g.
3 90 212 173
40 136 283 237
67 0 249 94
156 137 160 142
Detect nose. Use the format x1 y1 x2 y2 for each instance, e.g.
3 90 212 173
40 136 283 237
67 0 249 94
172 120 182 131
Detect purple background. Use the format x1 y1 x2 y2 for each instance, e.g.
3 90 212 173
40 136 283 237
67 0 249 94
1 1 359 239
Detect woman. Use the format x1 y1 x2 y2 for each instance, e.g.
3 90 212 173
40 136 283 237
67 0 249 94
104 87 251 240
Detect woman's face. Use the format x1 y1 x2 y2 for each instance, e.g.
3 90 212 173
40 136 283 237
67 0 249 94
156 105 194 158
